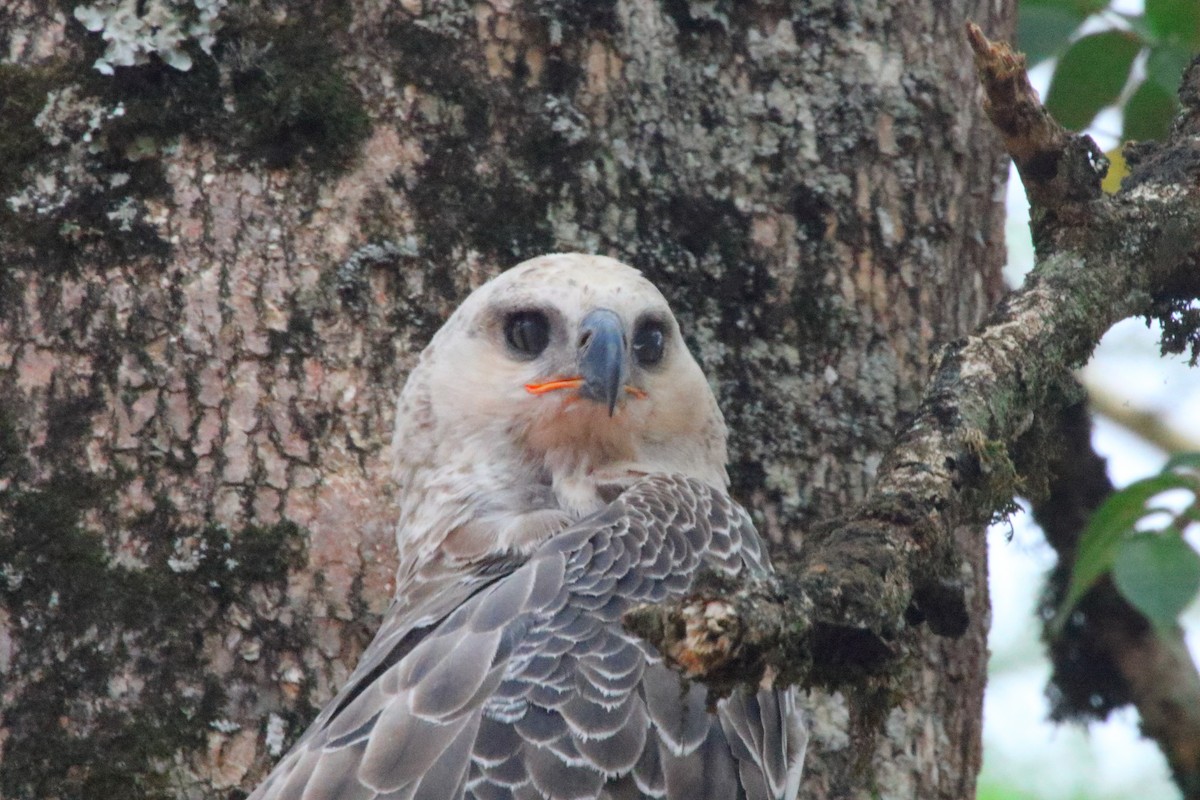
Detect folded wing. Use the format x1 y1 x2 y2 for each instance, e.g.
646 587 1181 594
249 474 806 800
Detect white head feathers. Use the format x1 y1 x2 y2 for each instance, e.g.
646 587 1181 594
390 253 728 585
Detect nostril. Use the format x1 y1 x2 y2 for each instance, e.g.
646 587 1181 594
578 331 593 348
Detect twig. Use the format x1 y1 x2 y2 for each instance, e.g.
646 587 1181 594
965 22 1106 215
1083 377 1200 455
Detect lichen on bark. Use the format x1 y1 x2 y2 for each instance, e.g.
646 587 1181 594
0 2 371 281
0 1 1013 797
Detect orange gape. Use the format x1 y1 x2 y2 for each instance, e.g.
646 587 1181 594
525 378 647 399
524 377 585 395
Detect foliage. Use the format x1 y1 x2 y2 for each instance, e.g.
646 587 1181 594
1025 0 1200 641
1055 453 1200 632
1019 0 1199 139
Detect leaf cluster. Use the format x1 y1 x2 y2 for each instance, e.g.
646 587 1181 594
1020 0 1198 140
1055 453 1200 632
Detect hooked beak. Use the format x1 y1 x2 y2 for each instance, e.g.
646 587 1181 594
524 308 647 413
576 308 627 416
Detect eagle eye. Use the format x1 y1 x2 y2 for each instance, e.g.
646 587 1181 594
633 319 666 367
504 310 550 358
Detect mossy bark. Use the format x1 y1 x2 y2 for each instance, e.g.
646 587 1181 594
0 1 1010 797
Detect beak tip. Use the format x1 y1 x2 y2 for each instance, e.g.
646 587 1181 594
578 308 628 415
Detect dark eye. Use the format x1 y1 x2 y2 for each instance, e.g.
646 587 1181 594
504 310 550 357
633 320 666 367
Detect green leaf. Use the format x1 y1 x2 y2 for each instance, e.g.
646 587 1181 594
1165 451 1200 473
1147 43 1194 93
1018 6 1086 64
1045 30 1143 130
1145 0 1200 47
1017 0 1114 62
1124 79 1178 141
1112 532 1200 629
1056 472 1196 629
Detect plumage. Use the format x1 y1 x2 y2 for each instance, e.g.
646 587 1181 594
249 254 806 800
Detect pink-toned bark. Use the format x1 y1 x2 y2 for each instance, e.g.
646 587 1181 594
0 2 1010 796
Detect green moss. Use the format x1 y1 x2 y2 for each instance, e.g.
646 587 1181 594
0 64 59 200
0 475 308 798
962 433 1024 524
61 3 368 175
0 62 84 277
0 58 180 276
621 190 782 359
390 17 598 266
101 57 224 153
224 12 370 173
0 472 182 800
0 391 307 800
0 404 23 481
531 0 620 39
0 5 372 281
660 0 735 44
391 22 489 115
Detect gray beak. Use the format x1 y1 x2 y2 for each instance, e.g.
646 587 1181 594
577 308 627 416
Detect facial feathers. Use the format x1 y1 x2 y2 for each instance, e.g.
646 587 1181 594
391 253 728 574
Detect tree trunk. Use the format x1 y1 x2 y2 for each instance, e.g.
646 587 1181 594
0 1 1010 798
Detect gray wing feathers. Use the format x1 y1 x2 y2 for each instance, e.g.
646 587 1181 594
249 475 804 800
659 725 741 800
641 663 711 756
299 743 372 800
719 690 808 800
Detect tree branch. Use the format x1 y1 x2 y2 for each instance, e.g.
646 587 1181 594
1034 401 1200 798
964 23 1105 214
628 23 1200 705
1083 377 1200 454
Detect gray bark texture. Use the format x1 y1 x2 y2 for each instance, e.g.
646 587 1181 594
0 1 1011 798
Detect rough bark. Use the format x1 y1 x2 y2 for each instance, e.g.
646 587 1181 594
0 2 1009 799
630 25 1200 799
969 30 1200 797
